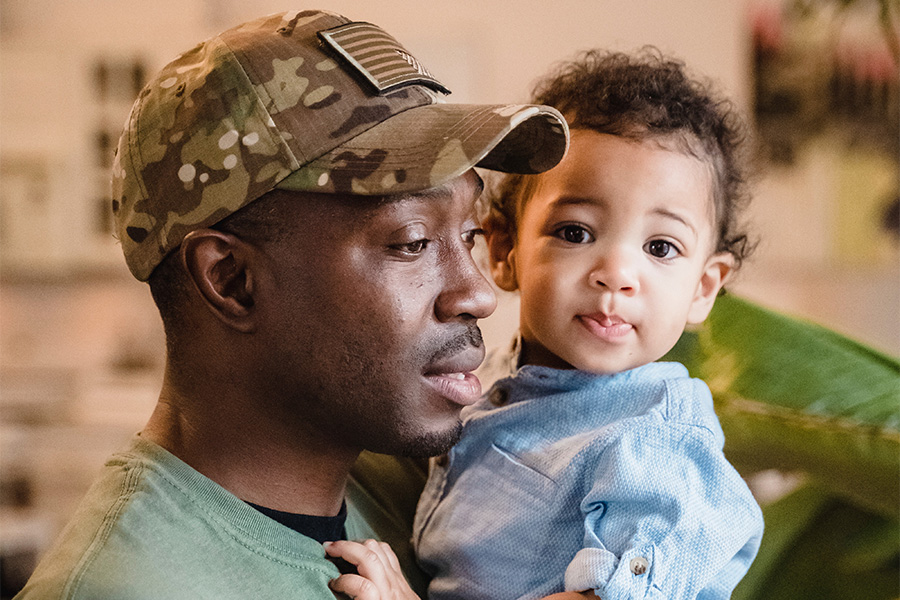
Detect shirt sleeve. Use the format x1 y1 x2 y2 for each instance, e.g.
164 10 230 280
563 411 764 599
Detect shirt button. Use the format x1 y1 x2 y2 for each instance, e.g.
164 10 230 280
489 388 509 407
434 453 449 467
630 556 649 575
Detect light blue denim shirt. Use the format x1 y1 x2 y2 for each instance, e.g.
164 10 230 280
413 345 763 600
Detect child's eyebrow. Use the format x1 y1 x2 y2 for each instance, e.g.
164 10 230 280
652 208 697 235
550 198 699 237
550 196 596 207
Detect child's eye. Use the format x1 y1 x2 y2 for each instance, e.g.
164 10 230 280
555 224 594 244
645 239 679 259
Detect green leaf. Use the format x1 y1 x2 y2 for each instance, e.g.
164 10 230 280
734 484 899 600
666 295 900 517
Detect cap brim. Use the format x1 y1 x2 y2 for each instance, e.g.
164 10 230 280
275 103 568 195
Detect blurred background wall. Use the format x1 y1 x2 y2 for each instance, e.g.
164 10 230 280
0 0 897 595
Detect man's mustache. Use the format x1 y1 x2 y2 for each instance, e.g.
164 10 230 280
428 323 484 363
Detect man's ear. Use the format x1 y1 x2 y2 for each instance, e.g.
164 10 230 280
180 229 258 333
687 252 734 325
484 216 518 292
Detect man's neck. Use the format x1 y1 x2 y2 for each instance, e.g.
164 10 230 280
141 383 359 517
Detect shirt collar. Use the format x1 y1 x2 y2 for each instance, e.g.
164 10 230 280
476 333 523 392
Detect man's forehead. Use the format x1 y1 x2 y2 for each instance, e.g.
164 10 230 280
265 170 484 222
379 170 485 206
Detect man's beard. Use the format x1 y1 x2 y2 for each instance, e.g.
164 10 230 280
395 418 464 458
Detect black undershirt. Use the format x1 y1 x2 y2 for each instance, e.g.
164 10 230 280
246 501 348 543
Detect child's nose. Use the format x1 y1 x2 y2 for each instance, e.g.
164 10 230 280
589 248 640 294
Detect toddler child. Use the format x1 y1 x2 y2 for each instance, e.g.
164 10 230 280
327 49 765 600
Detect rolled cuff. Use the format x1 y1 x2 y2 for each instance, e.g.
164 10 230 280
565 546 664 599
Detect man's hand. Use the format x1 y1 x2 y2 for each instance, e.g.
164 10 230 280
324 540 420 600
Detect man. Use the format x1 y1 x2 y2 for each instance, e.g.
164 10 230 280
15 9 567 600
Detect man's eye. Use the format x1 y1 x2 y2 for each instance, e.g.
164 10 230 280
461 228 485 247
396 239 429 254
555 225 593 244
645 239 679 259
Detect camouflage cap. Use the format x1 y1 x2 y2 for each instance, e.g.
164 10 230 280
112 9 568 281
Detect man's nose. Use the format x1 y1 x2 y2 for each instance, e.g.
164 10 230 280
435 248 498 322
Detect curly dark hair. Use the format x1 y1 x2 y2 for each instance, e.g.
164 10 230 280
489 48 755 267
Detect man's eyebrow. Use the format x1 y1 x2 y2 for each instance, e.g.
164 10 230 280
472 172 485 197
387 172 485 203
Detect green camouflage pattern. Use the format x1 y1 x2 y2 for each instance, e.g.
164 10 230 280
111 9 568 281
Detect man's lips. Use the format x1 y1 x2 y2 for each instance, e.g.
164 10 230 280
424 346 485 407
423 372 482 407
579 313 634 342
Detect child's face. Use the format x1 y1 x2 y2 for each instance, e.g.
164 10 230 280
488 130 733 373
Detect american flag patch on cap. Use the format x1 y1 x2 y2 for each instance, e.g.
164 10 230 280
319 21 451 95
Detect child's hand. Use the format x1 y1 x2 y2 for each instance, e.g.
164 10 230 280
324 539 420 600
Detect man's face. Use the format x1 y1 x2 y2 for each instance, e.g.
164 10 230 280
255 170 496 457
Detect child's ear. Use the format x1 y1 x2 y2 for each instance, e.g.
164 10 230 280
484 216 518 292
687 252 734 325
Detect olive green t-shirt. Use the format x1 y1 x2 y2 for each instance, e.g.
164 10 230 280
15 436 428 599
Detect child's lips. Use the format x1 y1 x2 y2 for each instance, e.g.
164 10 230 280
579 313 634 341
